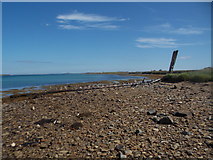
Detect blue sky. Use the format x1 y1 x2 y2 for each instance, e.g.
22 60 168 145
2 2 211 74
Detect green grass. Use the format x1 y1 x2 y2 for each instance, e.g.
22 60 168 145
161 68 213 83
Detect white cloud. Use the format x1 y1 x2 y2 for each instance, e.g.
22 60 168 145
57 12 119 22
59 25 84 30
56 11 126 30
143 23 208 35
136 37 178 48
178 56 191 60
170 27 203 35
135 37 200 48
59 24 119 30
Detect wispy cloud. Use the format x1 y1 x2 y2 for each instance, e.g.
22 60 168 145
178 56 191 60
56 11 127 30
59 25 84 30
57 12 124 22
136 37 199 48
170 27 203 35
136 37 178 48
16 60 52 64
143 23 209 35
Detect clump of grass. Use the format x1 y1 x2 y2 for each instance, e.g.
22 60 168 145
162 68 213 83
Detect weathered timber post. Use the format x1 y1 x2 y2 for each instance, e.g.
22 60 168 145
169 50 178 73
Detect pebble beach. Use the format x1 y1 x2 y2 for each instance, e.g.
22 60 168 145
1 79 213 159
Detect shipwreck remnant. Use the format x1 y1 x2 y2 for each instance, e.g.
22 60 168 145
169 50 179 73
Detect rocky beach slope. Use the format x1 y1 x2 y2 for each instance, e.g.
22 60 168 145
1 80 213 159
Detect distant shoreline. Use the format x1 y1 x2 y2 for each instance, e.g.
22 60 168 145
1 69 200 77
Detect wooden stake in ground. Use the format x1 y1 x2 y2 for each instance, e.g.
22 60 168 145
169 50 178 73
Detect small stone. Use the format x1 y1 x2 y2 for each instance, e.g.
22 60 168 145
173 143 180 149
60 150 69 154
185 150 193 156
11 142 16 147
181 131 192 135
101 148 108 152
94 145 99 149
171 85 177 89
203 136 211 139
157 116 173 124
173 112 187 117
118 152 127 159
147 109 157 115
70 122 83 130
32 106 35 110
40 143 48 149
206 128 213 132
124 150 133 156
115 144 124 151
153 128 159 132
151 116 158 122
135 129 143 135
34 118 55 125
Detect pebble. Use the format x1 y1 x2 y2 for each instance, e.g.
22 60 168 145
11 142 16 147
157 116 173 124
70 122 83 130
115 144 124 151
153 128 159 132
181 131 192 135
124 150 133 156
147 109 157 115
118 152 127 159
135 129 143 135
173 112 187 117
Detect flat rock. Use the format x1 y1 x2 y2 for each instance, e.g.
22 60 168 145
34 118 55 125
147 109 157 115
70 122 83 130
115 144 124 151
173 112 187 117
157 116 173 124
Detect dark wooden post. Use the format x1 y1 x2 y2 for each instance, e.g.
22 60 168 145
169 50 178 73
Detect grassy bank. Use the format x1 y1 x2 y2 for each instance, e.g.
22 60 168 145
161 68 213 83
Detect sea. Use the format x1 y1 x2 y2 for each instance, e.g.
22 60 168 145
1 74 145 91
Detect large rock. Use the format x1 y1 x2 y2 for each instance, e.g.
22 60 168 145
157 116 173 124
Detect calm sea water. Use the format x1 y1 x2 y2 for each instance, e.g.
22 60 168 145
1 74 144 91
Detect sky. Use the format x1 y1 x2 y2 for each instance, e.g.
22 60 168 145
2 2 212 74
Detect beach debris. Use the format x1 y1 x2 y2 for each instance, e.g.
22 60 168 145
173 112 187 117
34 118 56 126
157 116 173 124
147 109 157 115
70 122 83 130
